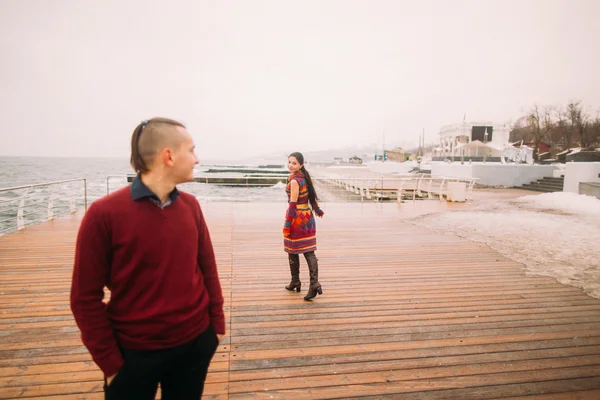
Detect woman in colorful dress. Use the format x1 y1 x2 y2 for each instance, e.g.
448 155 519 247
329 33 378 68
283 152 325 301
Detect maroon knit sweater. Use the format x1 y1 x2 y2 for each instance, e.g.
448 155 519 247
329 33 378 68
70 184 225 377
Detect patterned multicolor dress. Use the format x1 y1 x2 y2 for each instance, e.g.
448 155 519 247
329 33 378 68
283 171 317 254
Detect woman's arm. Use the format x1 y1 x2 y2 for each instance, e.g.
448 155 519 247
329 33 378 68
290 179 299 202
283 180 300 237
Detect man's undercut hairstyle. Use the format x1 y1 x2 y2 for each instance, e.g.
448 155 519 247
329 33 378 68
130 117 187 174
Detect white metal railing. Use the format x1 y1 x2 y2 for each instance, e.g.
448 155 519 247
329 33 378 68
106 175 130 194
317 174 478 203
108 174 470 204
0 173 477 236
0 178 88 236
106 174 289 193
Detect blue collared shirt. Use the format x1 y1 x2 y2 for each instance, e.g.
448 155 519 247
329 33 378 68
130 175 180 209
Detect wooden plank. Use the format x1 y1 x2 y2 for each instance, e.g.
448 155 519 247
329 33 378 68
0 371 229 388
228 367 600 399
229 345 600 381
326 383 600 400
0 361 229 378
0 381 228 398
501 389 600 400
229 329 600 361
226 358 600 393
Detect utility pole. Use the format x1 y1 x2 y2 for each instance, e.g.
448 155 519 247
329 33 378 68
483 127 489 163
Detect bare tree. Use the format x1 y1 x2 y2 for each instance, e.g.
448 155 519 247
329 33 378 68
541 106 554 150
552 106 571 150
526 104 547 159
566 100 590 148
513 101 597 153
587 110 600 148
509 116 532 144
580 115 590 148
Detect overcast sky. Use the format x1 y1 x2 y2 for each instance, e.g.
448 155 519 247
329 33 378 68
1 0 599 160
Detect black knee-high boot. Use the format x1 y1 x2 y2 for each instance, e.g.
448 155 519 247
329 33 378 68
285 253 301 292
303 252 322 300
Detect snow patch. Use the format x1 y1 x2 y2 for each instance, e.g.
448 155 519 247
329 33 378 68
409 192 600 298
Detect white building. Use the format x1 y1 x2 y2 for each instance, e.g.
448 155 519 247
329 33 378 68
435 121 511 159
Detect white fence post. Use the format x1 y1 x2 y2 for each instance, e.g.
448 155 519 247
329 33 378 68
439 179 446 202
17 199 25 230
69 196 77 214
397 181 405 203
47 194 56 221
427 178 434 199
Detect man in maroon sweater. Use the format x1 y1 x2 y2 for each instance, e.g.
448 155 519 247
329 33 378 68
70 118 225 399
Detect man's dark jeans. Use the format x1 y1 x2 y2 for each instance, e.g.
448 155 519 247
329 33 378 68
104 325 219 400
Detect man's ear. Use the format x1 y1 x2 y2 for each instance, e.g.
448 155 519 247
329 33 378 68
160 147 175 167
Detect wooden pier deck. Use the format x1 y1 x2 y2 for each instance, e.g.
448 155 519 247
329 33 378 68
1 202 600 399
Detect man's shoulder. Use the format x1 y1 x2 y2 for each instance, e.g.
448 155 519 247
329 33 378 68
90 186 131 213
176 190 200 210
176 189 196 203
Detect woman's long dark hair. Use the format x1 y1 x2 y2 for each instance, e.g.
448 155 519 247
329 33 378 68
289 152 319 210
